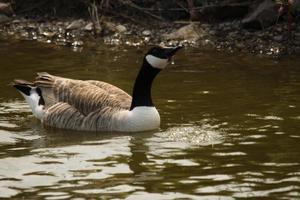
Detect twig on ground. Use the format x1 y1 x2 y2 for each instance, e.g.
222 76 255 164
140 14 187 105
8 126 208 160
118 0 167 21
88 1 102 36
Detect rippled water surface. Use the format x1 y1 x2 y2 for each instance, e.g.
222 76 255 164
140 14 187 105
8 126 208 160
1 39 300 199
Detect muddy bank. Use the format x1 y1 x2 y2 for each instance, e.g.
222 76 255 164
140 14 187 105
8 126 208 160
1 0 300 57
1 17 300 58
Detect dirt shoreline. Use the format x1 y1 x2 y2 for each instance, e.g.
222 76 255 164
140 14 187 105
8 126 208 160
1 16 300 58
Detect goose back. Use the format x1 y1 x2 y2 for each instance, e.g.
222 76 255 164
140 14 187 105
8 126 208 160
35 72 132 116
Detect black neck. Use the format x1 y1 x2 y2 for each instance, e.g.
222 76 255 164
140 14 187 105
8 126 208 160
130 59 161 110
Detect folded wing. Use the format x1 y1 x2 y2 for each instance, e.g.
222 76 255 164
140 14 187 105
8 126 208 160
35 72 132 116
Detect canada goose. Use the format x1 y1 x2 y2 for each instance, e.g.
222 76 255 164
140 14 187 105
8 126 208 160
12 46 182 132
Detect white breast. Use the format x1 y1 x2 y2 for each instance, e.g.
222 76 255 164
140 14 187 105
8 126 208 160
112 107 160 132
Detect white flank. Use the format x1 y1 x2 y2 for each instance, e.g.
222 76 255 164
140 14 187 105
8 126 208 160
20 89 44 120
145 55 169 69
112 106 160 132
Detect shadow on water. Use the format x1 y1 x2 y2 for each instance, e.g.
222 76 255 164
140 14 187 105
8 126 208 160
0 41 300 199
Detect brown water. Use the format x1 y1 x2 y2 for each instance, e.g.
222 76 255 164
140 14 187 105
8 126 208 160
0 39 300 199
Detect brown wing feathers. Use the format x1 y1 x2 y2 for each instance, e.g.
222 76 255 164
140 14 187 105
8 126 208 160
34 72 132 115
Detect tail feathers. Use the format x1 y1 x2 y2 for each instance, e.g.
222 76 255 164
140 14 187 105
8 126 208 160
12 79 45 120
12 79 34 96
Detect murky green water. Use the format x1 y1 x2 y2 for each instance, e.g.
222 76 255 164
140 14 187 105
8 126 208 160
1 39 300 199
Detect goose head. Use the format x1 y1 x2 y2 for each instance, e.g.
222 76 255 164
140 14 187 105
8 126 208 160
145 45 183 69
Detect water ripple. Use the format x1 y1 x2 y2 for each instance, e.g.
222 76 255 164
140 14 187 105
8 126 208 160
157 125 224 146
0 136 132 198
0 130 41 145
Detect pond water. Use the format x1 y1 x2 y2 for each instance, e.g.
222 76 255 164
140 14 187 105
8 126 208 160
0 39 300 199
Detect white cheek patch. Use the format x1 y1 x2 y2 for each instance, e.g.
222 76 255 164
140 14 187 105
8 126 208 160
145 55 169 69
